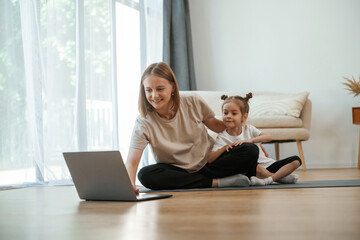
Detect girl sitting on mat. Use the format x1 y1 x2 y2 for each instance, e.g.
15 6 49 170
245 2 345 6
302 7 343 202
207 93 302 186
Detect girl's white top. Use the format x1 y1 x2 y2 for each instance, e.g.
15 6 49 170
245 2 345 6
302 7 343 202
212 124 276 168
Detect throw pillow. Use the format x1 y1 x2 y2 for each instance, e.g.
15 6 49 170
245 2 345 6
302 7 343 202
249 92 310 118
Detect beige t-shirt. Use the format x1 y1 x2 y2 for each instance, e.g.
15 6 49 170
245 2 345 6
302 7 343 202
130 93 215 173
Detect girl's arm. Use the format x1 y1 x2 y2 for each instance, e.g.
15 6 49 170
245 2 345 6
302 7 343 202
125 148 143 194
203 117 226 133
232 132 272 146
231 132 272 146
251 132 272 143
207 144 233 163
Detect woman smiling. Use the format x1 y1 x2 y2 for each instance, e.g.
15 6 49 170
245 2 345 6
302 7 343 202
126 62 260 192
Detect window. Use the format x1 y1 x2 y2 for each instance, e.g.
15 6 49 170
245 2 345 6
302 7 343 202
0 0 162 188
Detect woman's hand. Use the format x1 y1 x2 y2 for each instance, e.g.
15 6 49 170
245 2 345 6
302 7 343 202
132 183 140 195
126 148 143 195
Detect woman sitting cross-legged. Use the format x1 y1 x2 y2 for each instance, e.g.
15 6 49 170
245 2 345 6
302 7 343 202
126 62 263 193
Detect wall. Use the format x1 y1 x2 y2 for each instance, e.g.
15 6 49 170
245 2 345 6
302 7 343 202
189 0 360 168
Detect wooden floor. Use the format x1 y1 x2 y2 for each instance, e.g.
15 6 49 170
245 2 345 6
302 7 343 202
0 168 360 240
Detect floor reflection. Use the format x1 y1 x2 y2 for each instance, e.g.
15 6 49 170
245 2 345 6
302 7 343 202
70 200 162 240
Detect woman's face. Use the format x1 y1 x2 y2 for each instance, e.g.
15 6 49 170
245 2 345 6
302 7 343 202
143 75 174 113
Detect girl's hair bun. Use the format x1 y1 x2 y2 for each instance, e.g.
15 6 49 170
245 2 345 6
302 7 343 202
244 92 253 102
221 95 228 100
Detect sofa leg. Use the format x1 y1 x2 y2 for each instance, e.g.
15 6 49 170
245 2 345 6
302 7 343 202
296 140 306 170
274 143 280 160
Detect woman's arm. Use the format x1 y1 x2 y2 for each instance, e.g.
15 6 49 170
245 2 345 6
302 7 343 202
125 148 143 194
203 117 226 133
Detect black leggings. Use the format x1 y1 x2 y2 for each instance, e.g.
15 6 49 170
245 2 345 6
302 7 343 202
138 143 259 190
266 155 302 173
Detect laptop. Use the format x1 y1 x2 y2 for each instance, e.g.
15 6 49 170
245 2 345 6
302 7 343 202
63 151 172 201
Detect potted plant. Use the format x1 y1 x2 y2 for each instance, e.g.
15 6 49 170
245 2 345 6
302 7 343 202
342 76 360 124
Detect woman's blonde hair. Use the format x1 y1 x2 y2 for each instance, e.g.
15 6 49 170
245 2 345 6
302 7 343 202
221 92 253 116
138 62 180 117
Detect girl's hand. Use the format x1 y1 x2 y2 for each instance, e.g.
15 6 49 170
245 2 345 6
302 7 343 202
232 139 253 147
225 144 233 152
225 139 253 152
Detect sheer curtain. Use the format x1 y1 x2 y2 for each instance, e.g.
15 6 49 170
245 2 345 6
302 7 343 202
0 0 163 188
115 0 163 167
0 0 30 187
17 0 115 186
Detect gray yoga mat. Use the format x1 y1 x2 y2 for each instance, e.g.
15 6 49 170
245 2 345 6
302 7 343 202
138 179 360 193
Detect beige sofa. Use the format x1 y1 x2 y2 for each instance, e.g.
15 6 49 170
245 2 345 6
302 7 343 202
181 91 311 170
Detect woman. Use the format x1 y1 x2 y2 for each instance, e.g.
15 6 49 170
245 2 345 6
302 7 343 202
126 62 259 193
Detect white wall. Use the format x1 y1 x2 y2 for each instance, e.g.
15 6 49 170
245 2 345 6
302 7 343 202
189 0 360 168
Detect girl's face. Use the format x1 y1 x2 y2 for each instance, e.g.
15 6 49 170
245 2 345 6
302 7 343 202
222 101 247 128
143 75 174 113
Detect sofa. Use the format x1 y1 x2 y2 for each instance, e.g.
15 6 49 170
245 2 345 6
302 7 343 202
181 91 311 170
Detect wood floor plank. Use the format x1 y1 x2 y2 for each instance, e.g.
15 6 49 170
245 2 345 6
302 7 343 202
0 169 359 240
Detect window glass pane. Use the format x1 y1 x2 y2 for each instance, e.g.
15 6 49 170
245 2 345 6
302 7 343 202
83 0 113 150
0 0 114 186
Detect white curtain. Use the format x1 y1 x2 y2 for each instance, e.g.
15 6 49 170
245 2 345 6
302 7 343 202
18 0 115 186
140 0 163 167
115 0 163 167
142 0 163 70
0 0 163 188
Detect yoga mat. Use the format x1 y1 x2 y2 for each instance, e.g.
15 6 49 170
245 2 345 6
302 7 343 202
138 179 360 193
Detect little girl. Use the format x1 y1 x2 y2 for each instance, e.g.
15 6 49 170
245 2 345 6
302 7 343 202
207 93 301 186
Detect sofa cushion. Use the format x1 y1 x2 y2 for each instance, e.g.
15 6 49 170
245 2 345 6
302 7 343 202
208 126 309 142
215 115 303 128
190 91 309 118
248 116 303 128
250 92 310 118
259 128 310 141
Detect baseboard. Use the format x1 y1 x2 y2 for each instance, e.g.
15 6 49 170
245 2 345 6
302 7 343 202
305 162 357 169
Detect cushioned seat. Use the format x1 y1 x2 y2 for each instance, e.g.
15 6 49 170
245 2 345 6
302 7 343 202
260 128 310 141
